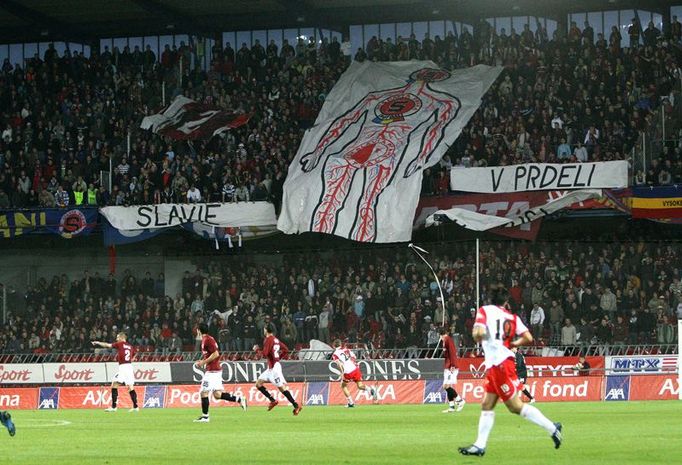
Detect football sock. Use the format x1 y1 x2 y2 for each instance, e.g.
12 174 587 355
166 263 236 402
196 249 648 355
522 388 534 400
129 390 138 408
474 411 495 449
282 389 298 408
258 386 275 402
201 396 210 415
346 395 353 405
520 404 555 434
446 387 456 402
220 392 238 402
111 388 118 408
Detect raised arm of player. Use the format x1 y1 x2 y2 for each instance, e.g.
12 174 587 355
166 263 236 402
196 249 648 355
472 307 488 343
91 341 113 349
510 315 533 348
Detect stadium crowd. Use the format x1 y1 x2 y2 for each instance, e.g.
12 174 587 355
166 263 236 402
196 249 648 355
0 19 681 209
1 240 680 355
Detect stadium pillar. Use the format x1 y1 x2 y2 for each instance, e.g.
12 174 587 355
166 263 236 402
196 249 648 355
662 8 672 38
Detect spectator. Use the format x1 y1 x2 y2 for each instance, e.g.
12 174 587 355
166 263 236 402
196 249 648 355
187 184 201 203
530 303 545 338
561 318 577 346
54 185 69 207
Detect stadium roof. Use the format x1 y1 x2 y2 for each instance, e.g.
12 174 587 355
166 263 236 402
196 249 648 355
0 0 676 44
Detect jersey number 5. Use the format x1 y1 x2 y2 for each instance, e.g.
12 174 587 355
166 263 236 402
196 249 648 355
494 319 513 341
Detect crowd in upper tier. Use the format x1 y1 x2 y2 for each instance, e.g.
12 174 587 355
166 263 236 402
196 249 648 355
0 18 680 209
1 239 679 355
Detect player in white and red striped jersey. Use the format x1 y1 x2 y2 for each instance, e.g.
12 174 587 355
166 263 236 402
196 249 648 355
458 287 562 457
332 340 377 407
91 332 139 412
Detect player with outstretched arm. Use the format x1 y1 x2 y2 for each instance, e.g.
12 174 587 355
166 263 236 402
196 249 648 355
331 339 377 407
194 323 247 423
91 332 139 412
458 287 562 457
253 325 302 415
439 327 465 413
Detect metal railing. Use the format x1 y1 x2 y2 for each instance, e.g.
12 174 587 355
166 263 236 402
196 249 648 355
0 343 677 364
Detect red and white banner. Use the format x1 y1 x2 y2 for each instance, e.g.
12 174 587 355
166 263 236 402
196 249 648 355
0 363 45 384
164 383 307 408
140 95 251 140
42 363 108 384
0 387 39 409
104 362 172 384
424 189 602 235
629 375 680 400
328 380 424 405
456 356 604 379
456 376 603 402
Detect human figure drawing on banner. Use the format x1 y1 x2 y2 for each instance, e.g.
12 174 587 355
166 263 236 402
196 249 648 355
299 68 461 242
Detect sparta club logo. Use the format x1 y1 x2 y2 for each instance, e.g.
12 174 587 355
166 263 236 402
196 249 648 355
59 209 87 238
373 94 422 124
409 68 451 83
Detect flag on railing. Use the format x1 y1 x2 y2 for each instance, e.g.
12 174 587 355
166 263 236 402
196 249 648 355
141 95 251 140
629 186 682 219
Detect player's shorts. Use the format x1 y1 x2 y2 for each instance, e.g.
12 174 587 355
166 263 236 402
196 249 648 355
258 362 286 388
443 368 459 385
343 368 363 383
484 357 520 402
113 363 135 386
199 370 224 393
518 377 528 385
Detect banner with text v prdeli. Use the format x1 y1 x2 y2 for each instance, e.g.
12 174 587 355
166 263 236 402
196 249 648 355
100 202 276 231
450 161 628 193
278 61 502 243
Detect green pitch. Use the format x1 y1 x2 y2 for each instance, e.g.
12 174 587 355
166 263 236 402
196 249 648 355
5 401 682 464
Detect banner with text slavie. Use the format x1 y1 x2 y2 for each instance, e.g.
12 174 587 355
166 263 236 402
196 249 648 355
100 202 277 231
450 161 629 193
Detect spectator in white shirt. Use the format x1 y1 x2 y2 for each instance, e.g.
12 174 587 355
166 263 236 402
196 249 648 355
573 141 588 162
530 303 546 338
187 185 201 203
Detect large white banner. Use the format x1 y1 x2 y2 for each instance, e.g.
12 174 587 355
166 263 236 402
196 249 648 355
278 61 502 243
43 363 108 384
450 161 629 193
100 202 276 231
425 189 602 231
0 363 45 384
104 362 172 383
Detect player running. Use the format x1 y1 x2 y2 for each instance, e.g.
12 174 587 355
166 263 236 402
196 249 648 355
439 327 465 413
458 288 562 457
0 411 15 436
331 339 377 407
92 332 139 412
194 323 247 423
254 325 302 415
512 347 535 403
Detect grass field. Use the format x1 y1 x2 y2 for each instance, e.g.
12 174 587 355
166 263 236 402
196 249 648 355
3 401 681 465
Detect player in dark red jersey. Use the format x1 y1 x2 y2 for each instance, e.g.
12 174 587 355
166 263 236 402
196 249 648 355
440 327 465 413
254 325 302 415
194 323 247 423
92 332 139 412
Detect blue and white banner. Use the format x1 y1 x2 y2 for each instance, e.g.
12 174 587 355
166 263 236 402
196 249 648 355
0 207 97 239
278 61 502 243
